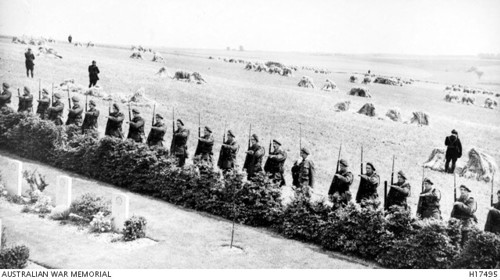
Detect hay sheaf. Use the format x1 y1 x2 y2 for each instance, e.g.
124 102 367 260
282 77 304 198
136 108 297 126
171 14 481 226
444 92 460 103
385 109 401 122
357 103 376 117
459 148 498 183
333 101 350 112
484 98 498 109
152 52 165 63
348 87 371 98
321 79 337 92
130 52 143 59
374 77 400 86
173 71 207 84
156 67 169 78
422 148 449 172
410 111 429 126
349 76 358 83
298 76 315 88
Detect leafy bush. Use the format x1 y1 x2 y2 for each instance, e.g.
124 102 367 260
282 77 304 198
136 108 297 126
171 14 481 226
123 216 147 241
90 212 112 233
21 193 53 214
0 245 30 269
70 193 111 222
1 225 6 250
452 229 500 269
49 205 71 220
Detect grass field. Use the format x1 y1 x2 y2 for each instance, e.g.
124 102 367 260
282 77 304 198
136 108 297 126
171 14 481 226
1 37 499 227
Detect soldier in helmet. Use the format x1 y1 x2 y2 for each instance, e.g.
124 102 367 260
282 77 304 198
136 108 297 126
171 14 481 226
127 108 145 143
263 139 287 186
36 89 50 119
451 185 477 246
243 134 265 180
217 130 239 172
170 119 190 167
356 162 380 204
147 113 167 148
417 178 441 220
0 82 12 110
328 159 354 207
194 126 215 165
386 170 411 210
105 103 124 138
17 86 33 113
81 100 100 134
291 147 315 196
66 95 83 126
46 93 64 125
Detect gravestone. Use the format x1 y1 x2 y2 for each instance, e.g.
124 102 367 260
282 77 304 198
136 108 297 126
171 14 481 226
111 193 130 232
0 157 23 196
56 175 72 208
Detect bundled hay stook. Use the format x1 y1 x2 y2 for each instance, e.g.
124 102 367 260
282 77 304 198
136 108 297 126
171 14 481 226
349 76 358 83
444 92 460 103
357 103 376 117
173 71 207 84
321 79 338 92
459 148 498 183
461 94 475 105
373 76 400 86
333 101 350 112
385 108 401 122
348 87 371 98
156 67 170 78
410 111 429 126
297 76 315 88
423 148 449 172
130 52 143 59
152 52 165 63
484 98 498 109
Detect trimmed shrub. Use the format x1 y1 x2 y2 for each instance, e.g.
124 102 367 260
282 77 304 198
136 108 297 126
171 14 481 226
70 193 111 222
0 245 30 269
90 212 112 233
452 229 500 269
123 216 147 241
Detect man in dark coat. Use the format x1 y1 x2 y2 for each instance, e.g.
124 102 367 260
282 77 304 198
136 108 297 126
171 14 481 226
356 162 380 203
66 96 83 126
328 159 354 207
68 35 72 43
386 170 411 210
105 103 124 138
291 147 315 196
217 130 239 171
127 108 145 143
445 129 462 173
81 100 100 134
147 113 167 148
417 178 441 219
25 48 35 78
485 190 500 234
451 185 477 246
263 139 287 186
0 82 12 110
17 86 33 113
36 89 50 119
46 93 64 125
88 60 100 88
194 126 215 165
243 134 265 180
170 119 190 167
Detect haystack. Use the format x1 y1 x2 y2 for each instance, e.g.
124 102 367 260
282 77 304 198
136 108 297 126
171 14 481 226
321 79 337 91
298 76 315 88
374 77 399 85
245 63 255 70
410 111 429 126
422 148 447 172
85 85 106 97
362 76 372 84
130 52 143 59
349 76 358 83
124 88 154 107
459 148 498 183
461 95 475 105
37 47 62 59
348 87 371 98
385 109 401 122
282 67 293 77
152 52 165 63
444 92 459 102
56 79 85 93
484 98 498 109
74 42 83 47
357 103 376 117
333 101 350 112
156 67 170 78
173 71 206 84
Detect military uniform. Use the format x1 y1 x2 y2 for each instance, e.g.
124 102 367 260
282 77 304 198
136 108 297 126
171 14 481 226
171 126 190 167
328 168 354 206
0 84 12 110
444 130 462 173
127 114 145 143
387 181 411 210
243 141 265 180
25 50 35 78
417 187 441 219
36 91 50 119
81 104 100 134
47 97 64 126
217 136 239 171
356 172 380 203
485 202 500 234
66 98 83 126
194 131 214 165
264 144 287 186
105 108 125 139
17 89 33 113
147 119 167 147
292 158 315 189
88 62 100 88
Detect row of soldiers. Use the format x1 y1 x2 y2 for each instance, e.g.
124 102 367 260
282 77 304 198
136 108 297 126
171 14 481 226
1 82 499 237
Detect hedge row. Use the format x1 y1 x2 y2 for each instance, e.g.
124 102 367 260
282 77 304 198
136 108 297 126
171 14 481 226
1 108 499 269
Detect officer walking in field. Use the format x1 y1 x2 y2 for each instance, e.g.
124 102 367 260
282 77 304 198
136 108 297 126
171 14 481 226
36 89 51 119
105 103 125 138
328 159 354 207
66 96 83 126
17 86 33 113
243 134 265 180
81 100 100 135
485 190 500 234
46 93 64 125
170 119 190 167
451 185 477 246
127 108 145 143
444 129 462 173
356 162 380 204
386 170 411 210
88 60 100 88
147 113 167 148
217 130 239 172
417 178 441 219
0 82 12 110
264 139 287 186
291 147 315 196
25 48 35 78
194 126 215 165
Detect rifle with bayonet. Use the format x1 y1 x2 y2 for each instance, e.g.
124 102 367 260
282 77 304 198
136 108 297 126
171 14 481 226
242 124 252 171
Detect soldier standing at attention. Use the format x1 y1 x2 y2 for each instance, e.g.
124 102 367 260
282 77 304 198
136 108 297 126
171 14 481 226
328 159 354 207
81 100 100 135
25 48 35 78
264 139 287 186
66 96 83 126
194 126 215 165
417 178 441 220
356 162 380 203
88 60 100 88
105 103 124 139
0 82 12 110
170 119 190 167
243 134 265 180
451 185 477 246
36 89 50 119
147 113 167 148
485 190 500 234
127 108 145 143
17 86 33 113
291 147 315 196
46 93 64 125
386 170 411 210
217 130 239 172
444 129 462 173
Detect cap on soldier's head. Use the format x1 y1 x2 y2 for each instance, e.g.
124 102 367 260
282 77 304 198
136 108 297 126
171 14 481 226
2 82 9 88
54 93 62 99
251 134 259 142
155 113 163 119
398 170 406 179
227 130 235 137
71 96 80 102
366 162 376 171
301 147 310 155
132 108 139 114
42 88 49 95
423 178 433 185
205 126 212 133
459 185 471 192
23 86 30 93
339 159 348 167
113 103 120 110
89 100 96 106
451 129 458 135
273 139 281 145
177 119 184 125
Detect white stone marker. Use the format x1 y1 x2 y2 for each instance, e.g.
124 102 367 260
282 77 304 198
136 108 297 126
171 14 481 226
0 158 23 196
56 175 73 208
111 193 130 232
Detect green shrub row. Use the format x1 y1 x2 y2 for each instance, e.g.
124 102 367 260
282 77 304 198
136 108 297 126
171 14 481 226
1 109 499 269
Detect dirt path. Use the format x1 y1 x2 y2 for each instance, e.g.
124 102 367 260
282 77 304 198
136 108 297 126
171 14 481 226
0 152 373 269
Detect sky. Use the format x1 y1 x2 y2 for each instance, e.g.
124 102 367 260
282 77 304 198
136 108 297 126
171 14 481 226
0 0 499 55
